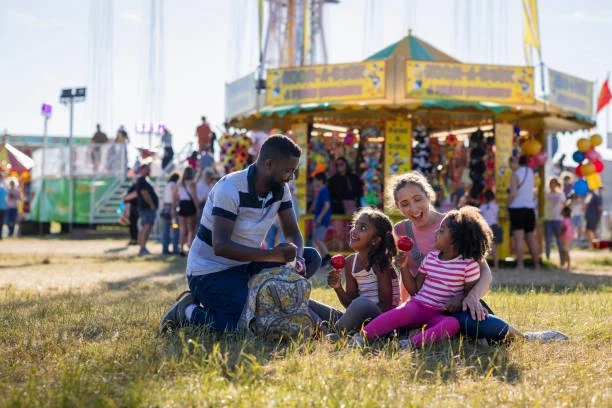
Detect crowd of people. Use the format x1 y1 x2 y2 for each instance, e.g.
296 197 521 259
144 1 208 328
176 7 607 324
0 173 22 239
117 116 222 256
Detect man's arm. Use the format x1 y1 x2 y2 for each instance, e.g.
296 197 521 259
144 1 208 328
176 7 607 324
278 206 304 256
212 215 296 263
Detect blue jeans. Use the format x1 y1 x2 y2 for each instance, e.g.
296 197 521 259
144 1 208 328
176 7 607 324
161 216 179 254
453 311 510 342
543 220 562 260
187 247 321 332
5 208 17 236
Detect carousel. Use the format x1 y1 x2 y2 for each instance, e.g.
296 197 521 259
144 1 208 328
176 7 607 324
224 33 597 257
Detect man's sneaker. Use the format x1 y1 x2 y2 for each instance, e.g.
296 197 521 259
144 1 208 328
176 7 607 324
159 291 196 334
524 330 569 343
347 333 366 348
324 333 340 343
138 247 151 256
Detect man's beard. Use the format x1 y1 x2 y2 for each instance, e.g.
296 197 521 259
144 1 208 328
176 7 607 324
267 175 284 192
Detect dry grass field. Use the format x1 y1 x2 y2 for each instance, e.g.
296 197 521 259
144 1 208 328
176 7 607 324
1 236 611 407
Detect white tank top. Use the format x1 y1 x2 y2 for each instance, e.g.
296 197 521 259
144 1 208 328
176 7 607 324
509 166 535 209
178 183 193 201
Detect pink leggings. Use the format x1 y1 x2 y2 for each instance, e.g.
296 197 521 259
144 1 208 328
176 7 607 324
363 299 460 347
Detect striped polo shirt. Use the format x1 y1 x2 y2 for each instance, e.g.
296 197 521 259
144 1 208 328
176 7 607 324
187 164 293 276
413 250 480 311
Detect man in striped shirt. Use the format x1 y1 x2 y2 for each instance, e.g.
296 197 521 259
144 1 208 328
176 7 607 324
160 134 321 333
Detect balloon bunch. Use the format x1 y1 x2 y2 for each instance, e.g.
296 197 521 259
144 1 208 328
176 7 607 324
571 134 604 196
520 138 546 170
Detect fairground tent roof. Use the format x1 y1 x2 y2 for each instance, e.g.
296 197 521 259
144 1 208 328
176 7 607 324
364 32 460 63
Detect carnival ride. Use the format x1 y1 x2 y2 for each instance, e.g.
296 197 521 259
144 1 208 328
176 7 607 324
223 1 598 256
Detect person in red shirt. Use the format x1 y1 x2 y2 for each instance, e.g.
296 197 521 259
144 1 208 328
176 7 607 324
196 116 212 154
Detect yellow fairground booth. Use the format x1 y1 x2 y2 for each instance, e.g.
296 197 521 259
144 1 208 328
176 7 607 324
224 33 595 259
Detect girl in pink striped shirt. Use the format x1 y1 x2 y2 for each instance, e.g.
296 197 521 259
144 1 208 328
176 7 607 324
350 206 493 348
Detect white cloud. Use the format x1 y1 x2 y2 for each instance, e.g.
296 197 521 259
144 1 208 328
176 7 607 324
6 8 62 29
119 12 142 24
562 10 612 23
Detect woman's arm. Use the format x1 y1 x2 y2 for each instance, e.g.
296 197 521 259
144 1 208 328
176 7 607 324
461 260 492 321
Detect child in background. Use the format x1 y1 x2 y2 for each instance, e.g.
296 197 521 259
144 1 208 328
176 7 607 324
187 151 198 169
349 206 492 349
309 207 400 334
480 190 501 270
559 205 574 271
310 172 332 266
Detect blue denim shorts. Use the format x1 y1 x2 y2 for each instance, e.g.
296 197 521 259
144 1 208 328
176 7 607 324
139 208 157 225
312 225 328 240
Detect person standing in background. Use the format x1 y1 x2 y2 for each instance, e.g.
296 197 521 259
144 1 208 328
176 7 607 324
480 189 501 270
161 128 174 170
90 124 108 172
174 167 199 256
310 172 332 267
136 163 158 256
507 155 540 270
0 173 6 239
122 180 140 246
585 187 603 245
569 193 586 246
196 116 212 155
161 172 180 255
328 157 363 215
542 177 565 263
5 179 21 237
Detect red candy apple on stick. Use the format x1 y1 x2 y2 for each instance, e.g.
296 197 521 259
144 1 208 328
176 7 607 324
397 236 414 252
330 254 346 270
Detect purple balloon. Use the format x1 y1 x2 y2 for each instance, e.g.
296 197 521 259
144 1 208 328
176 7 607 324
584 149 600 163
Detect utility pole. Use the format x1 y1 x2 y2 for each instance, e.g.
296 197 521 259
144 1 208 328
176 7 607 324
40 103 52 234
60 87 87 232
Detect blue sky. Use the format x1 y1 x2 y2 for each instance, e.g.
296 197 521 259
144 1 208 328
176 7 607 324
1 0 611 151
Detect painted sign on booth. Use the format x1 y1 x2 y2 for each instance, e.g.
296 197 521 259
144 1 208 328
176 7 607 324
266 61 386 105
384 120 412 213
406 61 535 105
548 68 594 117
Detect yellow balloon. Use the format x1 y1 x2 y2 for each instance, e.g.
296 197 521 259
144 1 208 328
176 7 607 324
521 139 542 156
582 162 596 176
577 138 590 152
586 173 602 190
590 134 603 147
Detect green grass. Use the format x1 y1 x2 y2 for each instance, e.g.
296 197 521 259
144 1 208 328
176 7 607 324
1 259 611 407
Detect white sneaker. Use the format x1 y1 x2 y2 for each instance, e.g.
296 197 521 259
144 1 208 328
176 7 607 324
398 339 412 350
524 330 569 343
348 333 365 348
